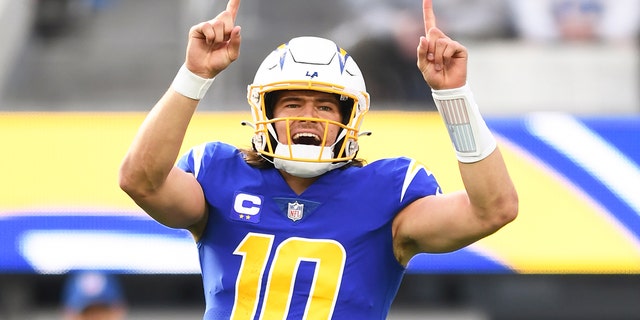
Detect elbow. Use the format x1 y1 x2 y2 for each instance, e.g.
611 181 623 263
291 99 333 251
118 170 136 197
118 160 151 200
118 166 139 198
477 188 518 234
494 190 519 228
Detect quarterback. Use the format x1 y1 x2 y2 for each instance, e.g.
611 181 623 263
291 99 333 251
119 0 518 318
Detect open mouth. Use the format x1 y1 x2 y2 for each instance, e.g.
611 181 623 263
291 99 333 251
292 132 322 146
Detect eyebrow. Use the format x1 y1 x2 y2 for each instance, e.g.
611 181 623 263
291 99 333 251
277 95 339 104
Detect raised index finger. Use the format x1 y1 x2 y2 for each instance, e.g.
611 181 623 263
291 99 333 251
226 0 241 22
423 0 436 32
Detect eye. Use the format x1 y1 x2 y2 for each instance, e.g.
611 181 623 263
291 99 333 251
318 105 334 112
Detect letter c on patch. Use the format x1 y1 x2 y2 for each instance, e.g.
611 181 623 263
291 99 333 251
234 193 262 216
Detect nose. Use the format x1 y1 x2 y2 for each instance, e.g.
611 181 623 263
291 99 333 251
298 104 319 119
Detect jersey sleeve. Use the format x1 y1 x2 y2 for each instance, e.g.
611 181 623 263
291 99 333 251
396 157 442 208
177 143 207 178
176 141 240 181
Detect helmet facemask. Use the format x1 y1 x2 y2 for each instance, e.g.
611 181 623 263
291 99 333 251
245 37 370 178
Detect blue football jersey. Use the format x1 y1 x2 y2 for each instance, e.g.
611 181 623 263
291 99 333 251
177 142 441 320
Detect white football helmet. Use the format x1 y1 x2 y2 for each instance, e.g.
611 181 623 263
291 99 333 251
246 36 370 178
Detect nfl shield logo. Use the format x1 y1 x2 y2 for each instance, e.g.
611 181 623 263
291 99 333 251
287 201 304 222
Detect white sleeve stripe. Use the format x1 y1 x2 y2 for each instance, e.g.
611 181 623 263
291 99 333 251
191 143 207 178
400 159 433 202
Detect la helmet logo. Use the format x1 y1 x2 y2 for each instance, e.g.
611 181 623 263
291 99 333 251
287 201 304 222
305 71 319 79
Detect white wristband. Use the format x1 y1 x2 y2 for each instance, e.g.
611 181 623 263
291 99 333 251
432 83 497 163
171 64 215 100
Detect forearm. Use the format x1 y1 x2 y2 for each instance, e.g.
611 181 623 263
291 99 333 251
458 148 518 222
120 89 198 194
432 84 518 225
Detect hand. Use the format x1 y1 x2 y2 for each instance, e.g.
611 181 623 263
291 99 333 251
185 0 242 79
417 0 467 90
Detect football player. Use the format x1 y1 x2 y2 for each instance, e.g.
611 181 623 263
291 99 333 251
119 0 518 318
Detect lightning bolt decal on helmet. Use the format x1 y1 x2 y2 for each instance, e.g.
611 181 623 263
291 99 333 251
245 36 370 178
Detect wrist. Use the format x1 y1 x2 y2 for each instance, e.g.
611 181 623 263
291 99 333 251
432 83 497 163
171 64 215 100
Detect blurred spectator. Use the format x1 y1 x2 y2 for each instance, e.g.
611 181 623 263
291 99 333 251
329 0 513 110
180 0 218 34
332 0 514 109
333 0 514 46
345 7 435 109
509 0 640 43
34 0 114 38
431 0 515 41
62 271 127 320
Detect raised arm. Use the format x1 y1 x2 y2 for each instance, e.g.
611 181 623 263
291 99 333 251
118 0 241 238
393 0 518 266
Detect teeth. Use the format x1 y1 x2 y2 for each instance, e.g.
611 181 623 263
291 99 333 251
293 132 320 140
292 132 321 145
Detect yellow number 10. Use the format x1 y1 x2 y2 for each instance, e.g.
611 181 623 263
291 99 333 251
230 232 346 320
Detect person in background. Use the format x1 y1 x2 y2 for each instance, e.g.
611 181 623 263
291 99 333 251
509 0 640 43
61 270 126 320
336 0 514 108
345 6 436 108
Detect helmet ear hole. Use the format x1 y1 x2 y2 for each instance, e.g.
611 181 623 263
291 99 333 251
251 130 278 161
252 132 266 152
332 136 359 159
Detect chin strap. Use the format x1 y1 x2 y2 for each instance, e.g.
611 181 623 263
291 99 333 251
272 144 349 178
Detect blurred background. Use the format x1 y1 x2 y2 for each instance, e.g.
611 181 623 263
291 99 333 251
0 0 639 319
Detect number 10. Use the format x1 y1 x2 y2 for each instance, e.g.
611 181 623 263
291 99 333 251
230 232 346 319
